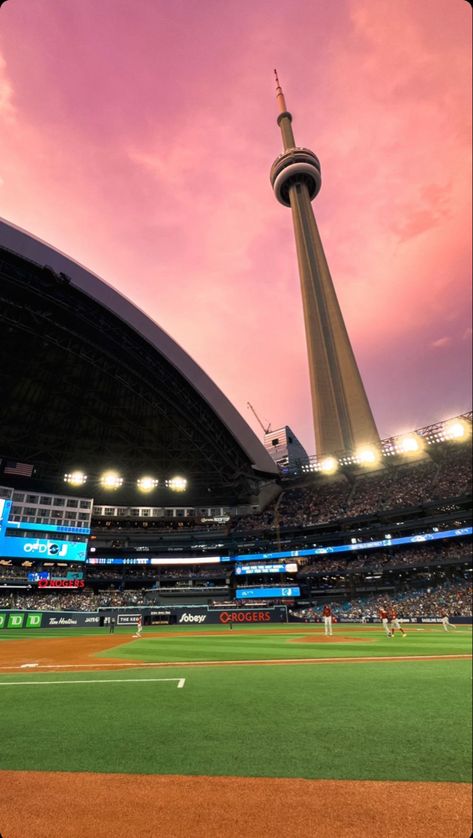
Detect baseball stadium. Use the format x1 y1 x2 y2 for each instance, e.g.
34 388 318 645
0 3 471 829
0 212 471 838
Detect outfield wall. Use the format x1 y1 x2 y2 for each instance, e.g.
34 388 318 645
0 609 470 629
0 606 288 628
112 606 288 626
0 610 101 629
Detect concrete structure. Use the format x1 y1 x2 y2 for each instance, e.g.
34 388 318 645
264 426 309 470
270 72 380 457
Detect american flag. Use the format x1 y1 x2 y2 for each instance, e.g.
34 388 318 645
3 460 34 477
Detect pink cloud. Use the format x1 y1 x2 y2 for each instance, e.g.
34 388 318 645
0 0 470 453
430 337 453 349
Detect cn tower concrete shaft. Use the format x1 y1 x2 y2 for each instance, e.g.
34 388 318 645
270 73 380 456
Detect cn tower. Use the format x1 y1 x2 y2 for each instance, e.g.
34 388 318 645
270 71 380 457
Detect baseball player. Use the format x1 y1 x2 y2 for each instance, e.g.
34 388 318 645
389 606 407 637
379 606 392 638
322 604 333 636
133 616 143 638
441 613 457 632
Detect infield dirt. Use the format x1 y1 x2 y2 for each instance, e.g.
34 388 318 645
0 771 471 838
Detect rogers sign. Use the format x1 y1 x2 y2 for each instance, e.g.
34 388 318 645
38 579 85 589
219 610 271 624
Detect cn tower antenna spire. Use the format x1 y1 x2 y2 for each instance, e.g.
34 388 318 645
273 69 296 150
274 69 287 114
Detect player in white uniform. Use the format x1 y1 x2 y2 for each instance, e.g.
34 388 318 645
322 604 333 636
133 616 143 638
441 613 457 632
379 607 392 637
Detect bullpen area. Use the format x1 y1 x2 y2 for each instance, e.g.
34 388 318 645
0 623 471 838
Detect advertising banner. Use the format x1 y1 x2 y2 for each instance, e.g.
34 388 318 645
116 613 144 626
0 610 100 629
111 606 287 625
152 606 287 625
204 607 287 625
42 612 100 628
0 536 87 562
0 605 288 629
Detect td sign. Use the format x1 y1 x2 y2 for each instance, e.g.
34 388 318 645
7 614 25 628
0 613 43 629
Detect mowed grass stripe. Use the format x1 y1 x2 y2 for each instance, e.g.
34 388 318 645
97 629 472 663
0 660 470 783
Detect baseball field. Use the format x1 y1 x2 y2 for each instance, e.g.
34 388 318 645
0 623 471 838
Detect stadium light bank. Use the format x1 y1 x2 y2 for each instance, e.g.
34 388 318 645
300 413 472 475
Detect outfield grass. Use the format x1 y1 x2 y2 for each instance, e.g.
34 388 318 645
0 661 470 782
0 625 471 783
96 623 473 662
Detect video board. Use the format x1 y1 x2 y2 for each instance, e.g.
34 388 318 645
227 526 472 562
7 521 90 535
235 563 298 575
0 511 89 563
0 499 12 538
0 536 87 562
236 586 300 599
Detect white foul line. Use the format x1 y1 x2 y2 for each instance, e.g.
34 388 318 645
0 677 186 688
0 654 470 674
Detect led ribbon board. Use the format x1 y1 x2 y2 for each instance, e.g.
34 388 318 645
236 586 300 599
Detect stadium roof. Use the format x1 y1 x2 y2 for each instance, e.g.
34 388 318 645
0 218 277 503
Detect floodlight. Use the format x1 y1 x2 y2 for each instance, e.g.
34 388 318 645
320 456 338 475
100 470 123 490
397 434 423 454
166 476 187 492
64 471 87 486
355 446 379 466
444 419 470 440
137 476 159 492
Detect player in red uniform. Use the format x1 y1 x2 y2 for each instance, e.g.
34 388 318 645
389 606 407 637
379 607 392 638
322 604 333 636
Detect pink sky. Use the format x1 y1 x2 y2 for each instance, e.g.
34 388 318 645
0 0 471 453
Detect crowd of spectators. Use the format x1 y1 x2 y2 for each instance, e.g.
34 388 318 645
299 540 472 576
231 444 472 532
0 573 471 617
0 564 30 578
292 578 472 620
76 445 473 548
0 589 146 611
92 517 229 537
1 541 470 595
